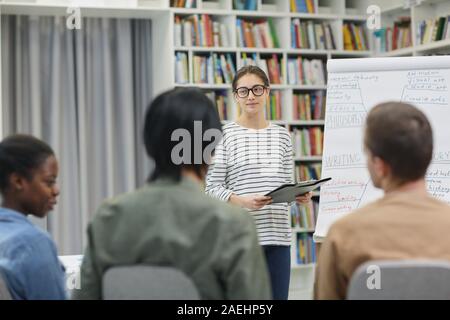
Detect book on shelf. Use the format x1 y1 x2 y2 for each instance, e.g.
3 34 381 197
291 19 336 50
259 54 283 84
343 22 368 51
295 233 317 265
292 91 325 120
193 53 236 84
295 163 321 181
236 18 280 48
205 90 229 121
392 16 411 50
240 52 258 67
175 14 230 47
416 15 450 46
291 199 318 229
291 127 323 157
290 0 316 13
193 55 209 83
373 17 412 54
287 57 325 85
175 52 189 84
265 90 282 120
238 53 283 84
233 0 257 11
171 0 196 8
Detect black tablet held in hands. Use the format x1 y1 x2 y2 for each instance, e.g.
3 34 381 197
265 177 332 204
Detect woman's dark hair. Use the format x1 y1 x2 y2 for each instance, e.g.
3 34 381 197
143 88 222 182
0 134 55 192
232 65 270 92
365 101 433 184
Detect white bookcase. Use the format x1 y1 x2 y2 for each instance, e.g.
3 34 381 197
0 0 372 300
373 0 450 57
171 1 371 301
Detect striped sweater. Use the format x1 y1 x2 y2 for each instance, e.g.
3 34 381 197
206 122 294 246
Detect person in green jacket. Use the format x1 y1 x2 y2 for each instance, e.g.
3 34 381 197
73 88 272 300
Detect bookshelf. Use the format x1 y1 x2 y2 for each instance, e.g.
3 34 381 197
373 0 450 57
0 0 372 300
171 0 371 301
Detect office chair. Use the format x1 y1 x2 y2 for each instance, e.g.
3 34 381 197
0 273 12 300
102 265 200 300
347 259 450 300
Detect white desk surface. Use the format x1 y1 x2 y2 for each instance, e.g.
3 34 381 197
59 255 83 271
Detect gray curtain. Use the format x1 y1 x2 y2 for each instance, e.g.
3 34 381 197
1 15 153 254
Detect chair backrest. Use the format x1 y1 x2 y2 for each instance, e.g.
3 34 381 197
347 259 450 300
0 273 12 300
102 265 200 300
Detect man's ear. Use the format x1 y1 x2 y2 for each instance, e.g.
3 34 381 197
373 156 390 178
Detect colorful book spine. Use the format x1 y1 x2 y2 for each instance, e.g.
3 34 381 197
295 233 317 264
205 90 229 121
175 14 230 48
292 91 325 120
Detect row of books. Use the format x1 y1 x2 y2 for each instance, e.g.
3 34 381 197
374 16 412 53
291 19 336 50
291 200 318 230
265 91 282 121
262 55 283 84
291 127 323 156
233 0 257 11
174 15 230 47
293 91 325 120
295 233 317 265
290 0 316 13
192 53 237 84
287 57 326 85
295 163 321 181
417 16 450 45
343 22 368 51
170 0 196 8
205 90 229 121
175 52 189 84
203 94 326 122
239 53 284 85
239 52 259 67
236 18 280 48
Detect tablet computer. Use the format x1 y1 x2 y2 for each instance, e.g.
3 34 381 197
265 177 332 203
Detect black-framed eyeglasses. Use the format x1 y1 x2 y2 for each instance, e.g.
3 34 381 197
234 85 267 98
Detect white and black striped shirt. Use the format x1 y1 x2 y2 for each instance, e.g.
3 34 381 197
206 122 293 246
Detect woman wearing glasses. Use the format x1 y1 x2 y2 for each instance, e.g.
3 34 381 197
206 65 312 300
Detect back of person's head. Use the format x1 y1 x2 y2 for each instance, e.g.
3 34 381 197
143 88 222 182
364 101 433 184
0 134 55 194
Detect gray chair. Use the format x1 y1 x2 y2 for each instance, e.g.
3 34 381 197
102 265 200 300
0 273 12 300
347 260 450 300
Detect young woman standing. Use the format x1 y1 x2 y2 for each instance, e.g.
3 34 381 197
206 65 312 300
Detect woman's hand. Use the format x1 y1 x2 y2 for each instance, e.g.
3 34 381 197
295 191 313 205
230 194 272 210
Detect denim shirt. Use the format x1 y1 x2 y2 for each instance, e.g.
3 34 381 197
0 207 66 300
